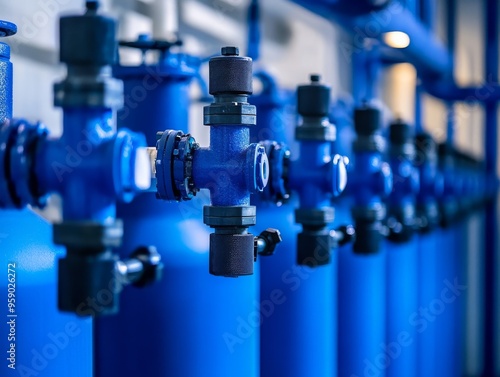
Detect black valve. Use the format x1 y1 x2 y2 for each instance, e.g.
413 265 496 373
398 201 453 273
55 0 122 109
255 228 283 257
330 224 355 247
119 33 183 59
55 221 162 316
118 246 164 288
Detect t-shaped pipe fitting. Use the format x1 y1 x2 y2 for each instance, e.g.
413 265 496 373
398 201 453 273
349 104 393 254
386 119 420 242
154 47 275 277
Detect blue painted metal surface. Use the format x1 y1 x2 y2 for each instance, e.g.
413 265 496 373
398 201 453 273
255 73 345 377
484 0 499 374
0 20 15 124
338 245 386 377
95 46 260 376
1 210 93 377
0 19 92 377
32 110 147 221
152 47 269 278
414 131 444 377
385 120 419 377
338 104 392 377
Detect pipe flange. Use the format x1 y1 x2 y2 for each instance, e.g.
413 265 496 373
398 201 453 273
297 229 332 266
10 120 49 208
173 133 198 200
416 201 440 232
203 205 256 228
156 130 198 201
295 207 335 227
0 21 17 37
295 121 336 142
246 143 269 192
54 77 124 109
351 203 386 222
203 102 257 126
390 143 416 159
353 134 386 153
0 120 19 208
53 220 123 251
260 140 291 204
0 119 48 209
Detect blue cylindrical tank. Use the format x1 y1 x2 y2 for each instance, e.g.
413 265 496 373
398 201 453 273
385 240 418 376
338 243 386 377
253 78 337 377
0 20 92 377
385 120 419 377
338 104 390 377
95 50 259 377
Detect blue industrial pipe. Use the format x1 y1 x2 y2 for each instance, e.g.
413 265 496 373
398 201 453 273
385 120 419 377
154 46 274 277
293 0 500 104
35 109 142 222
0 18 93 377
0 2 158 318
292 0 392 17
484 0 499 374
338 105 392 377
419 0 434 27
254 73 348 376
285 75 348 266
96 42 270 377
0 20 15 123
436 142 464 377
247 0 260 62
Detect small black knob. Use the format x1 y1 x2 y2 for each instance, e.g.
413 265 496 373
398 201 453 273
297 74 330 117
209 46 252 95
86 1 99 12
256 228 282 256
59 4 116 66
389 119 414 145
129 246 164 288
415 132 436 156
297 230 331 266
352 218 383 254
354 105 381 136
221 46 239 56
334 225 355 246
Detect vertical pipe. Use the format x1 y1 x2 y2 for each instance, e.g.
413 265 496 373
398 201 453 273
338 248 386 377
246 0 260 62
419 0 434 30
484 0 498 374
415 82 423 133
0 50 12 121
152 0 179 40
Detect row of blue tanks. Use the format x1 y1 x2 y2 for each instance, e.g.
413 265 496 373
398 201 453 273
0 1 497 377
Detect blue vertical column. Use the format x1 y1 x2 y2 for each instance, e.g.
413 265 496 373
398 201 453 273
257 74 347 377
437 142 460 377
0 20 93 377
95 43 261 377
338 105 392 377
414 132 444 377
484 0 499 375
385 120 419 377
0 20 15 123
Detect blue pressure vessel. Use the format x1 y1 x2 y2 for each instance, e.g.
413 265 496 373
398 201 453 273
1 211 93 377
253 75 337 377
338 105 391 377
94 45 259 377
0 21 92 376
385 120 419 377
